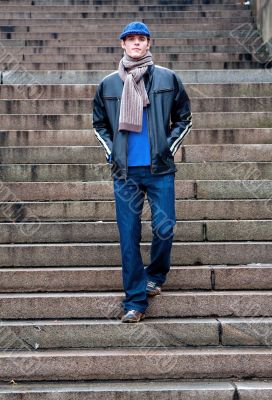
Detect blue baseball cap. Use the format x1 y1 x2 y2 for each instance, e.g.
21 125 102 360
119 21 151 40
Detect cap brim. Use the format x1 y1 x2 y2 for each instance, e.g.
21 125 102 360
119 31 150 40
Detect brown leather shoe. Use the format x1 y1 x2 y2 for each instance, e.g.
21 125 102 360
121 309 145 323
146 281 162 296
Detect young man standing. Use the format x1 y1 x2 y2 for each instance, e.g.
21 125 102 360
93 21 192 323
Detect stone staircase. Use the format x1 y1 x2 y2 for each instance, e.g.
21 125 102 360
0 0 272 398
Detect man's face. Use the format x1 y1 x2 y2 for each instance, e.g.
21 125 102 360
121 34 150 59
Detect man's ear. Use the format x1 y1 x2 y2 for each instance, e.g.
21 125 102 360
121 40 126 50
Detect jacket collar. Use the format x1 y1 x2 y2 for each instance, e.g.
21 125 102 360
144 64 154 93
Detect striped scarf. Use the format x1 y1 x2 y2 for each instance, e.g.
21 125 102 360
118 51 153 132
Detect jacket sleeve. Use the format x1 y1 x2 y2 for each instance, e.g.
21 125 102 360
92 81 113 164
167 73 192 156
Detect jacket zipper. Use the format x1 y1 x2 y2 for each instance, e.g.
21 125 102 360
146 106 153 174
117 97 128 181
125 130 128 182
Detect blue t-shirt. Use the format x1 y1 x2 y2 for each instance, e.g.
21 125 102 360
127 108 151 167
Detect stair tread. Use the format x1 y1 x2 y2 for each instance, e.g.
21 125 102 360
1 347 272 356
0 380 237 392
1 315 272 324
1 289 272 296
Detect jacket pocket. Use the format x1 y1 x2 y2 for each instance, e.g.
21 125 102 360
102 96 121 134
154 88 174 94
102 95 121 100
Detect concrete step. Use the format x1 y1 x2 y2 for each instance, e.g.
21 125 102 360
1 220 271 244
0 17 252 26
0 100 94 114
1 44 256 54
0 98 270 114
3 69 272 84
2 83 270 100
188 83 272 97
1 23 256 34
192 98 272 112
0 20 253 30
0 311 272 350
1 347 272 381
1 289 272 318
0 242 271 267
1 180 272 201
1 144 272 163
1 61 265 70
0 181 194 201
1 53 264 66
0 381 235 399
0 380 235 400
1 380 272 400
0 4 250 12
0 316 220 348
0 220 205 243
0 264 272 292
14 54 261 64
0 145 105 163
179 160 272 181
1 315 272 348
0 199 271 222
0 266 212 292
1 36 260 47
0 29 258 39
213 265 272 290
0 112 270 130
1 0 244 4
1 128 271 146
195 180 272 199
0 85 98 99
0 129 96 146
182 144 272 161
0 142 272 162
182 128 272 144
0 10 252 18
2 61 262 72
206 220 272 241
1 162 272 182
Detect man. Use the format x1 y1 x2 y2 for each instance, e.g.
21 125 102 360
93 21 192 323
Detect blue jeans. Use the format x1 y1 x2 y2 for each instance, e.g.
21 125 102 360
113 166 176 313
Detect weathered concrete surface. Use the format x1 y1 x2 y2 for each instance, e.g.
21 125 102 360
1 162 272 182
0 199 271 222
0 266 212 292
0 83 270 99
0 112 270 129
1 290 272 319
213 264 272 289
206 220 272 241
1 128 271 147
0 317 219 349
3 70 272 84
0 381 236 400
0 221 203 243
237 381 272 400
196 180 272 199
0 242 271 267
183 144 272 162
0 181 195 201
220 317 272 346
0 347 272 381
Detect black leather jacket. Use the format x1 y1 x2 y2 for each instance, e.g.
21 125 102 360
93 64 192 179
